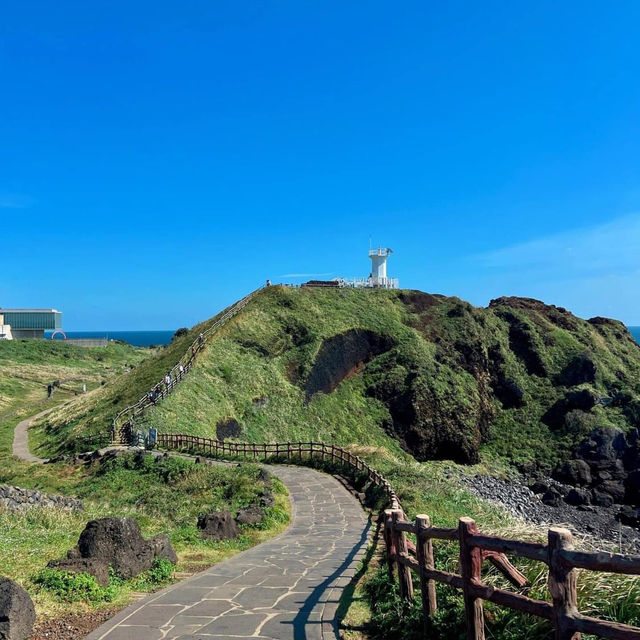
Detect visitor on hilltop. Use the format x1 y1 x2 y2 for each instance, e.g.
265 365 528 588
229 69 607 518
198 333 204 348
191 345 196 359
266 279 271 286
179 363 184 378
164 373 171 389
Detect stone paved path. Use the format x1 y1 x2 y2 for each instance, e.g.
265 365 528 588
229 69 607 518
85 465 371 640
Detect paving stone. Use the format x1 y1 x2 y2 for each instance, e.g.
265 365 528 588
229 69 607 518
120 604 184 627
181 600 234 618
197 612 269 636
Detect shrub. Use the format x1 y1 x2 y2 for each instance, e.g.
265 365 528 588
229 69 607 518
173 328 189 341
33 568 118 603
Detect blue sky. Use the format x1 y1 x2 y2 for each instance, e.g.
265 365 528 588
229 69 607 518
2 1 639 329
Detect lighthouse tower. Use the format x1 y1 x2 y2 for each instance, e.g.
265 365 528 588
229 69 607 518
368 247 396 288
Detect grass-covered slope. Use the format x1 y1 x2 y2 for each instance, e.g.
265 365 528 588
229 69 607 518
40 286 640 472
32 302 244 456
0 339 147 463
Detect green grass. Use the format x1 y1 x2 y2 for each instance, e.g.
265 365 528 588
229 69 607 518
9 287 640 637
0 451 289 619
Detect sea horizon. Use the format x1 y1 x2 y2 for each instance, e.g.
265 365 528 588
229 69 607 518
45 330 176 347
45 326 640 348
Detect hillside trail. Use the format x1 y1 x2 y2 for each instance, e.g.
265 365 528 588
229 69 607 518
12 405 57 463
11 408 372 639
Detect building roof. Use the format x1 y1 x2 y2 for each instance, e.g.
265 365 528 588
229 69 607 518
0 309 61 313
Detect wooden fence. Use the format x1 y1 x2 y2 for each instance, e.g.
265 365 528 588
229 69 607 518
157 432 640 640
111 288 262 443
157 433 401 512
385 508 640 640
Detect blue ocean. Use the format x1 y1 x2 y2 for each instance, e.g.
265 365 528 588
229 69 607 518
46 327 640 348
45 330 175 347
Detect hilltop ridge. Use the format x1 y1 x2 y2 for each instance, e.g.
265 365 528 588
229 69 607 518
37 286 640 476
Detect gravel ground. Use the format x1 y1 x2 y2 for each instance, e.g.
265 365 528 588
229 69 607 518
462 473 640 553
31 609 119 640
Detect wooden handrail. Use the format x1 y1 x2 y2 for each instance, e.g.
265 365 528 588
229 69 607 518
111 288 263 442
156 433 403 514
149 431 640 638
386 509 640 640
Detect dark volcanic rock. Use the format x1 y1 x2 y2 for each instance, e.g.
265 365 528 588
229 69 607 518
577 426 626 462
542 488 563 507
77 518 155 579
558 353 597 386
618 505 640 528
305 329 394 400
625 471 640 505
564 488 591 506
197 511 238 541
491 307 548 377
235 505 266 526
50 517 176 583
554 460 592 486
149 534 178 564
462 473 640 552
258 490 275 507
48 558 110 587
216 418 242 441
542 390 598 430
0 577 36 640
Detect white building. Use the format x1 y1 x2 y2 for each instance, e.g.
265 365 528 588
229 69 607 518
337 247 399 289
0 314 13 340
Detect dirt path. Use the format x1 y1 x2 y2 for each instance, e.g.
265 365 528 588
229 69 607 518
12 406 53 463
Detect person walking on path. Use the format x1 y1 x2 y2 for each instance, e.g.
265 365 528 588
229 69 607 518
198 333 204 348
164 373 171 391
178 364 184 379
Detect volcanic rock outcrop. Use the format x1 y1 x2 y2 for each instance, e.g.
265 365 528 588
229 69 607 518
0 578 36 640
49 517 177 585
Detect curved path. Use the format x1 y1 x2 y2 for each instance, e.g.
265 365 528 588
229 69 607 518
85 465 371 640
12 406 52 463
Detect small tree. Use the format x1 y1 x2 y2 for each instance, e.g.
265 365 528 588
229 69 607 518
172 327 189 341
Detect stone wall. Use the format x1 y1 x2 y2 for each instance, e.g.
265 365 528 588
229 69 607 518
0 485 83 511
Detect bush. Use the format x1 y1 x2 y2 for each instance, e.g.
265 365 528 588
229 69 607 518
132 557 175 589
33 559 174 603
33 568 118 603
173 328 189 341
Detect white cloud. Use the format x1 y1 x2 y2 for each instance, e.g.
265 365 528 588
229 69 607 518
475 214 640 278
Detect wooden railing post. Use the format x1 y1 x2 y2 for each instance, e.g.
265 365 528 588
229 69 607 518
458 517 485 640
548 528 580 640
392 509 414 600
416 514 437 630
384 509 395 580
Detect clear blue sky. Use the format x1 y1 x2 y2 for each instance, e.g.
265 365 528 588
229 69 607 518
2 2 639 329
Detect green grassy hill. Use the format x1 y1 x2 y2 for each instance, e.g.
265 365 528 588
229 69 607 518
18 287 640 638
38 286 640 473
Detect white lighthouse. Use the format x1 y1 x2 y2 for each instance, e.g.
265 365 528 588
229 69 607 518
368 247 398 289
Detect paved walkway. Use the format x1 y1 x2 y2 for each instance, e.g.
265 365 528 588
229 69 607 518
12 406 52 463
85 465 371 640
